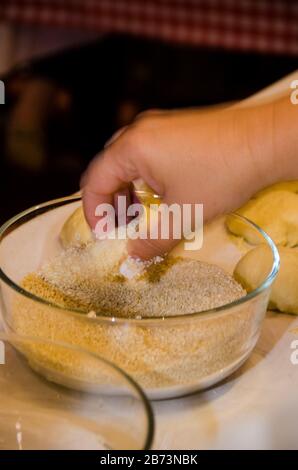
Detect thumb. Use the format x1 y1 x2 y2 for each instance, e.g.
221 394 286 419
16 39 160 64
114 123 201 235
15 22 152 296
127 201 181 260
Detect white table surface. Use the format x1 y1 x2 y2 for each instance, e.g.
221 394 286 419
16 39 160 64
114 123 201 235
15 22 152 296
152 312 298 449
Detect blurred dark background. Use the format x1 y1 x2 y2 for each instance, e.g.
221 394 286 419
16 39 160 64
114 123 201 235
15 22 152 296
0 33 297 224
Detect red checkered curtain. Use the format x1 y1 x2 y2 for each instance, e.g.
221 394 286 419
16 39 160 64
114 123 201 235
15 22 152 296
0 0 297 55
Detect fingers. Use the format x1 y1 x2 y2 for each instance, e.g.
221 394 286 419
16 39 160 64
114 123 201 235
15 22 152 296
104 109 164 150
114 186 133 226
127 197 182 260
135 109 165 120
127 236 179 260
82 142 139 230
104 126 128 148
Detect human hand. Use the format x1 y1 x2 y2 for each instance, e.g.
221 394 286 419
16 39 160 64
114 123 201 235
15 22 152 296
81 101 287 259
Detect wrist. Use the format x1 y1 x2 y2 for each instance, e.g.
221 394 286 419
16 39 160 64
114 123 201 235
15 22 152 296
216 107 271 206
242 96 298 187
237 103 284 191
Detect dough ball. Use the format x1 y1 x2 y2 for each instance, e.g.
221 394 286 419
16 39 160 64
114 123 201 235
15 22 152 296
234 245 298 315
256 181 298 197
226 182 298 247
60 206 93 248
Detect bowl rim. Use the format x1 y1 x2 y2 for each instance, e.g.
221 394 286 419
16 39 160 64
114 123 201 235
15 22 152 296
0 195 280 324
0 331 155 450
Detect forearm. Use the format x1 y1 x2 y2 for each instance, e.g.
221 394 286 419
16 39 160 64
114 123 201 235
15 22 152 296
236 94 298 193
271 94 298 182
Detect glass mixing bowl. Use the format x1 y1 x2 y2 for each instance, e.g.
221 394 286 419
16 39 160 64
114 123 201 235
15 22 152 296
0 333 154 450
0 195 279 399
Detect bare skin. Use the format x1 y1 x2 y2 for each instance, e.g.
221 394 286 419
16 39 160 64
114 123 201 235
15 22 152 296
82 93 298 259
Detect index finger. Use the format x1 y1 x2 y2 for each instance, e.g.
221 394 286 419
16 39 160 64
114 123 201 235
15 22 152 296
82 147 138 230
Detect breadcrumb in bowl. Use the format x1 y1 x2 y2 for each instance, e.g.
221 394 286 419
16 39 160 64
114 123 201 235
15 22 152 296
0 196 279 399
